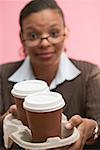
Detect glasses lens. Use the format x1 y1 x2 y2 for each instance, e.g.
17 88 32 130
24 34 65 47
48 35 65 44
24 39 40 47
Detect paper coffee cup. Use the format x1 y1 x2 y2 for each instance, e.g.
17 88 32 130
11 80 49 126
23 92 65 142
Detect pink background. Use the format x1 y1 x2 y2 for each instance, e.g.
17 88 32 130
0 0 100 67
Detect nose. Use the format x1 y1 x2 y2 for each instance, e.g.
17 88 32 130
39 36 51 48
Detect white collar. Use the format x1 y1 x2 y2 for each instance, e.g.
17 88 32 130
8 56 34 82
8 53 81 90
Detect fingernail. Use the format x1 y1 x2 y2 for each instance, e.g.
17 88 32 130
65 123 72 129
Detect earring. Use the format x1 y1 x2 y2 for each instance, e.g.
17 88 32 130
64 48 67 52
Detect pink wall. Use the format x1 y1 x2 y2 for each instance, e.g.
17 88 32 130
0 0 100 66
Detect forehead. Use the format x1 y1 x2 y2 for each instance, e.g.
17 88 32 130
22 9 64 31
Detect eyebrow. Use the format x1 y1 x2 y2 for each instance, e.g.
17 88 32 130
24 22 61 31
23 27 35 31
26 23 59 29
50 23 61 28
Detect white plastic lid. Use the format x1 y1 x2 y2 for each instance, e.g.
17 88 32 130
11 80 49 98
23 92 65 112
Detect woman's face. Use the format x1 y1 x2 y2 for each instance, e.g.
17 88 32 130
21 9 68 67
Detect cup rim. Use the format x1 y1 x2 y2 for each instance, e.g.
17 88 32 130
11 80 49 98
23 92 65 112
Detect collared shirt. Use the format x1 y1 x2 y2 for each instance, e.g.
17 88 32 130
8 52 81 90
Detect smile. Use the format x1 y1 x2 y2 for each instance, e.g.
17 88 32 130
35 52 55 60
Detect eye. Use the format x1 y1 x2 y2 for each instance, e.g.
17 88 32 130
28 32 38 40
50 31 60 38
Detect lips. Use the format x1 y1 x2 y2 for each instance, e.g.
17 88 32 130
35 51 55 60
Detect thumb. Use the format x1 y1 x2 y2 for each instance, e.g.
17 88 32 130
66 115 83 129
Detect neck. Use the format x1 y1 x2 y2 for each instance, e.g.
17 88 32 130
31 63 59 85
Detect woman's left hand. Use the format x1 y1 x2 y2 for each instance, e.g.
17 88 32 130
65 115 98 150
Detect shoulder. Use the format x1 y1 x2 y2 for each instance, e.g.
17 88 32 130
70 58 100 75
0 60 24 77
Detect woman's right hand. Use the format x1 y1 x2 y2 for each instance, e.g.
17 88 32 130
8 104 17 117
0 104 17 127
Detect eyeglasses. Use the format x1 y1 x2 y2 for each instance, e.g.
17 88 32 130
22 32 66 47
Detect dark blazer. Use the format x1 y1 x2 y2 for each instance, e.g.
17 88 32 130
0 58 100 149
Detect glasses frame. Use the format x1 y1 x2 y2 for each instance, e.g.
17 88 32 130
22 32 66 47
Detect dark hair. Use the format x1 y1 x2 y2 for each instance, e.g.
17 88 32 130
19 0 65 31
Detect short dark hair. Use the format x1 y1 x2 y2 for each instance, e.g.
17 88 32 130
19 0 65 31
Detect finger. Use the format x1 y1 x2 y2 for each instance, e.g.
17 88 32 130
1 111 9 121
68 136 85 150
66 115 83 129
9 104 17 116
64 129 83 150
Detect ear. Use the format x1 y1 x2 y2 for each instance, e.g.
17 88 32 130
19 32 28 58
19 31 24 45
64 26 69 38
63 26 69 46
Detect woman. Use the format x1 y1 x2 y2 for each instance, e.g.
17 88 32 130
0 0 100 149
